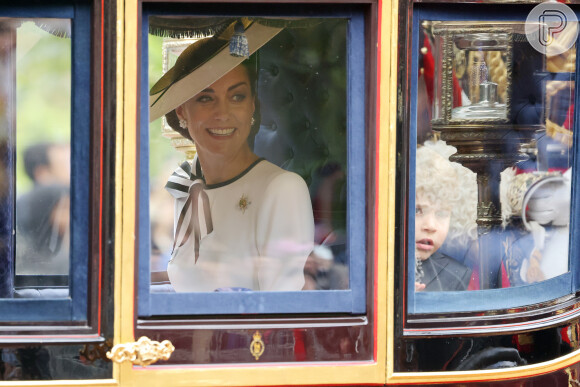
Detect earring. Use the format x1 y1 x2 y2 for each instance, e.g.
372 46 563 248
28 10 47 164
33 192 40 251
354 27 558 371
250 117 255 127
179 119 188 129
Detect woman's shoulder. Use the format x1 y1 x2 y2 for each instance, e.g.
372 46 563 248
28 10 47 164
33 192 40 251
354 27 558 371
253 161 313 220
253 160 308 190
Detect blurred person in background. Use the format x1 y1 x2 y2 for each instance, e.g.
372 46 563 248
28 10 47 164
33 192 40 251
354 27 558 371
16 141 70 277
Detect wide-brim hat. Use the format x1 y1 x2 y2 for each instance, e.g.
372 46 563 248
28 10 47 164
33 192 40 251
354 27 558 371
149 21 282 123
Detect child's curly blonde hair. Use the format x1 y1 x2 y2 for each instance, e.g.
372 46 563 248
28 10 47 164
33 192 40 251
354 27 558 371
416 140 478 244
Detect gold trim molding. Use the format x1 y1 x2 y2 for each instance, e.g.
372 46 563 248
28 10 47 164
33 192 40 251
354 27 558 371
106 336 175 366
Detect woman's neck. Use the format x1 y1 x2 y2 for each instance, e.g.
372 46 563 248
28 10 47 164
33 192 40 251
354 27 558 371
198 148 259 185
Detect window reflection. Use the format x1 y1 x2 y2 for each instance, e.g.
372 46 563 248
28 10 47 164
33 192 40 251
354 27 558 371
148 18 349 293
415 21 574 293
6 19 72 298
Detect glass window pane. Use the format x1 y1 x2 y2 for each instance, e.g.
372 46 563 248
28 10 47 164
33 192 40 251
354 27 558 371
0 344 111 381
147 17 349 294
412 20 574 301
11 19 71 298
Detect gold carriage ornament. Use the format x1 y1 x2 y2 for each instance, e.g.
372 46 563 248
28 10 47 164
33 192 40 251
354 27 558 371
430 22 513 125
250 331 265 360
106 336 175 366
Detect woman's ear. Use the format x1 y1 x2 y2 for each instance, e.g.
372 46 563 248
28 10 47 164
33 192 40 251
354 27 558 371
175 104 184 120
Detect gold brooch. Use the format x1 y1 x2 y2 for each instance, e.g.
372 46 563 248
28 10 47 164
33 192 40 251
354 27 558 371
238 194 251 213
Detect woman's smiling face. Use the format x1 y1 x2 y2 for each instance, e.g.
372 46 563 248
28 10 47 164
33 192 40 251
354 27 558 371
176 65 255 161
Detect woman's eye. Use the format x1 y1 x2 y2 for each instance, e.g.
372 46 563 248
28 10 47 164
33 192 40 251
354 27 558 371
232 93 247 102
196 95 213 103
415 207 423 215
436 210 450 219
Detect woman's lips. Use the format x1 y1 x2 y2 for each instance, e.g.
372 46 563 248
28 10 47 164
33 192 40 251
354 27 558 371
207 127 236 136
416 238 434 251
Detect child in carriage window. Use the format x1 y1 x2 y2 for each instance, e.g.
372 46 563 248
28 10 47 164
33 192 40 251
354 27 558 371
415 140 478 292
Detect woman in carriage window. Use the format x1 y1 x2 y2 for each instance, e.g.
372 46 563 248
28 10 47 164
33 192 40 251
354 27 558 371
149 21 314 292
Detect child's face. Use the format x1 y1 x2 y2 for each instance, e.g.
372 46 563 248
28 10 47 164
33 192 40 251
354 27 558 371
415 193 451 261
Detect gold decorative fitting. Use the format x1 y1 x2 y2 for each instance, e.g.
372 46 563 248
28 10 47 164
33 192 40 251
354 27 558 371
250 331 265 360
106 336 175 367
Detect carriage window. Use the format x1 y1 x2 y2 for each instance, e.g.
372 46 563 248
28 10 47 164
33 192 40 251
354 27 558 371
140 12 366 316
409 16 577 314
0 4 92 322
14 20 71 297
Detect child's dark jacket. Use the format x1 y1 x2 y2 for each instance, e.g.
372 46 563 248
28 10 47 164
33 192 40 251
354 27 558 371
422 251 471 292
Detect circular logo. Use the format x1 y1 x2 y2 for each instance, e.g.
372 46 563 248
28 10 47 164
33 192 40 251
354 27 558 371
525 2 578 56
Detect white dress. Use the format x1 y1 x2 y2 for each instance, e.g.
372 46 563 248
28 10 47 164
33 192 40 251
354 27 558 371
167 159 314 292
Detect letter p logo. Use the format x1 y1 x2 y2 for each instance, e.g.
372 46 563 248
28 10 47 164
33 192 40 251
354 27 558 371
539 9 567 46
526 2 578 56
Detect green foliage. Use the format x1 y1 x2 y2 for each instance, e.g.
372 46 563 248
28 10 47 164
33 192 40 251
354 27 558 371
16 21 71 193
148 34 185 183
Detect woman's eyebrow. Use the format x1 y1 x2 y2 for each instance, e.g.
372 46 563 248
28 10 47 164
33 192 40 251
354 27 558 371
228 81 248 91
200 82 248 94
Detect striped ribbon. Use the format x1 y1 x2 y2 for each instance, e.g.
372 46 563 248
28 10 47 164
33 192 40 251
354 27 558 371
165 155 213 263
